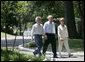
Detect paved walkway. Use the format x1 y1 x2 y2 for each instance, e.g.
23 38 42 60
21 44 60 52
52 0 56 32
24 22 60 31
18 44 84 61
1 36 84 61
1 36 31 47
17 48 84 61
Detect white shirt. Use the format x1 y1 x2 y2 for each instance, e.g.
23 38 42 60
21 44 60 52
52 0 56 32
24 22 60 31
43 21 56 34
31 23 45 36
58 24 69 39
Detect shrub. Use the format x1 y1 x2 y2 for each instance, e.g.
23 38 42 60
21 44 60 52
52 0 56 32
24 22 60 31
1 48 50 61
25 42 36 48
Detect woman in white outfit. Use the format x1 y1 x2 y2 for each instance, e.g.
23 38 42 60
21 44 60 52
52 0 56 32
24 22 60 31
58 18 72 58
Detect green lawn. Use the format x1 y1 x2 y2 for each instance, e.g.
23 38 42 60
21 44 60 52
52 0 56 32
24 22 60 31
68 39 84 52
1 32 13 37
46 39 84 53
25 39 84 53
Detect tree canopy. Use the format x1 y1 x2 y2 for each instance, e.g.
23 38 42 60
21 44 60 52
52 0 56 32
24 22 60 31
1 1 84 39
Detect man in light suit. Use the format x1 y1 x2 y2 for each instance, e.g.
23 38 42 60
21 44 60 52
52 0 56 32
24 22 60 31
58 18 72 57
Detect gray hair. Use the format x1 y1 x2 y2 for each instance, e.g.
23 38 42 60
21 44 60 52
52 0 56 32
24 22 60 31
47 15 53 19
35 16 41 22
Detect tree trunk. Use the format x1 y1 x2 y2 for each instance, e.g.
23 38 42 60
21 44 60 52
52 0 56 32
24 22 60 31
13 34 17 51
78 1 84 39
20 21 22 35
64 1 78 38
5 22 8 51
82 1 84 40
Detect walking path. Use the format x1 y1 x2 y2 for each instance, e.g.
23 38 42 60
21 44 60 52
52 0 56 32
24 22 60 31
18 44 84 61
1 36 31 47
1 36 84 61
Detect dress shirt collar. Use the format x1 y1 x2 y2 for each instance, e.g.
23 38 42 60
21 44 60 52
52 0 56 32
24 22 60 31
36 23 40 25
48 21 53 24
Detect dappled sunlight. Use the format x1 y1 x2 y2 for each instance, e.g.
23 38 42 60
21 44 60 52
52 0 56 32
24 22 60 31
1 1 84 61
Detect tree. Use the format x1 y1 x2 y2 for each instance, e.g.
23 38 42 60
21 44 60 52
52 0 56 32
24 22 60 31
64 1 78 38
1 1 29 35
1 1 19 34
77 1 84 39
73 1 84 39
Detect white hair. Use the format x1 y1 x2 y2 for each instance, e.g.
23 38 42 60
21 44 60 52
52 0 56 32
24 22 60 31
47 15 53 19
35 16 41 22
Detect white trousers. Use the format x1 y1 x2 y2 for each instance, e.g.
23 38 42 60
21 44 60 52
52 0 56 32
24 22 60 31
58 38 71 56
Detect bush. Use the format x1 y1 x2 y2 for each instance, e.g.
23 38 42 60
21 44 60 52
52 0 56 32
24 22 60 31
25 42 36 48
1 48 46 61
1 48 30 61
25 39 45 48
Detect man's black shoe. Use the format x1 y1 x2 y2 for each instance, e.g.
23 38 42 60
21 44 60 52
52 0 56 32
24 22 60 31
53 56 58 58
33 52 36 56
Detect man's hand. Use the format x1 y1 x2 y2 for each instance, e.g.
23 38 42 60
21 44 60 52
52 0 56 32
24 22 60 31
67 37 69 40
31 38 34 41
44 35 47 40
60 37 64 41
31 36 34 41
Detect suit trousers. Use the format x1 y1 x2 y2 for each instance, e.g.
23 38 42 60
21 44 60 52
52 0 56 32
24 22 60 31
43 33 57 57
58 38 70 56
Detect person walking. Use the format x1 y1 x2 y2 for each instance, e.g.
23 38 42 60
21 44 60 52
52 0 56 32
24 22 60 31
43 15 57 58
31 16 44 57
58 18 73 58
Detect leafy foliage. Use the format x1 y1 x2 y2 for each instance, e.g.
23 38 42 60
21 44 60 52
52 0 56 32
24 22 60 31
1 48 46 61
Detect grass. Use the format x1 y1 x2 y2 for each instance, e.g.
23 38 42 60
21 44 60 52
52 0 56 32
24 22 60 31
1 32 13 37
68 39 84 52
1 48 48 61
25 39 84 53
46 39 84 53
